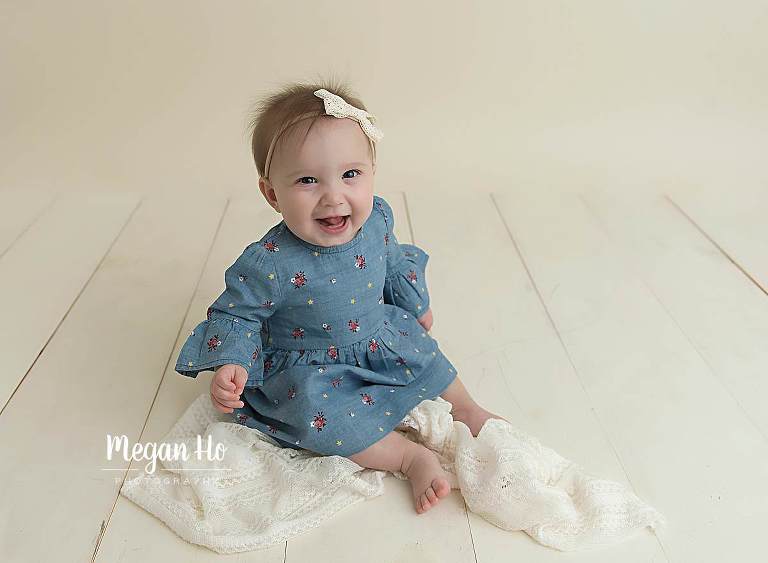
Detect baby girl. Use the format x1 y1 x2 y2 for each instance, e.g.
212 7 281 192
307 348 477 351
175 80 506 515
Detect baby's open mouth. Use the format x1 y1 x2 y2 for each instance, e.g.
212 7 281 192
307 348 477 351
316 215 349 227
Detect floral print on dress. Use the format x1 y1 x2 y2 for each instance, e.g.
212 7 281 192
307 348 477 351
311 411 327 431
360 393 375 405
291 271 307 288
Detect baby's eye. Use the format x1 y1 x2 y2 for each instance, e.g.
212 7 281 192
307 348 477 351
343 169 362 179
297 176 317 185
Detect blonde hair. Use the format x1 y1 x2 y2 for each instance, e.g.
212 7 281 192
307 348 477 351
246 76 374 180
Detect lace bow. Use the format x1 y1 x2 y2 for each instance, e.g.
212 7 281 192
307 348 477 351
314 89 384 143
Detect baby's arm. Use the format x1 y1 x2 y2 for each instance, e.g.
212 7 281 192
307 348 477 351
174 243 283 409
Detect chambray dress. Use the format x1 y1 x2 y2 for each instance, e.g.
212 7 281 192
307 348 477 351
175 195 458 457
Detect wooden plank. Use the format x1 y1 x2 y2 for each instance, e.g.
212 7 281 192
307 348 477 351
0 192 224 562
580 188 768 440
0 190 140 410
0 189 57 258
667 186 768 294
95 195 286 562
406 192 665 562
493 186 768 562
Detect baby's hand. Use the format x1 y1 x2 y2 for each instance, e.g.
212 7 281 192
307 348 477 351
210 364 248 413
417 308 433 332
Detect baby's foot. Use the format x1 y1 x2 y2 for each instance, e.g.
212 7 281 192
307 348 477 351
452 404 508 437
400 443 452 514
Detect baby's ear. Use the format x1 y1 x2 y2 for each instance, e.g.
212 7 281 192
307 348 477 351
258 177 281 213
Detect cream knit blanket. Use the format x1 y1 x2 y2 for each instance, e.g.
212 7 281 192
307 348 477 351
121 394 666 554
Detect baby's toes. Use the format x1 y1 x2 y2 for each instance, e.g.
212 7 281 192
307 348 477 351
419 492 432 513
433 477 452 499
425 486 438 505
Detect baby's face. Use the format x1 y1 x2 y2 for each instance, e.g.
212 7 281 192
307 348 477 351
259 116 375 247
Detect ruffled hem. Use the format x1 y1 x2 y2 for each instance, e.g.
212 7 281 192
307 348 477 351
383 243 430 318
257 305 437 390
236 336 458 455
174 315 267 387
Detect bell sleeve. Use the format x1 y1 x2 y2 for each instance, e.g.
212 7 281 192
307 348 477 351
375 195 431 319
174 242 283 388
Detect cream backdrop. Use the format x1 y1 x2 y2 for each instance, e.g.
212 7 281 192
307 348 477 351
1 1 766 198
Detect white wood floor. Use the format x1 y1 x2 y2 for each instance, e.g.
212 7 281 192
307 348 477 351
1 186 767 562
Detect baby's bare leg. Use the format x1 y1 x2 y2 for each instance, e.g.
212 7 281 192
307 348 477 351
439 375 479 414
440 375 509 436
348 430 451 514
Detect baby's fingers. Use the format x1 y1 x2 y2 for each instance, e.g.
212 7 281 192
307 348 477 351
211 395 236 413
212 388 244 408
214 380 240 402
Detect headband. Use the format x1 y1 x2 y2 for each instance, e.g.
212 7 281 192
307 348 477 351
263 88 383 180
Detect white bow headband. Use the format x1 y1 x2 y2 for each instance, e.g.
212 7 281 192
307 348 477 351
263 88 383 180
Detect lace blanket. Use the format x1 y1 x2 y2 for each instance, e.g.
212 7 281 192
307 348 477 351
121 394 666 554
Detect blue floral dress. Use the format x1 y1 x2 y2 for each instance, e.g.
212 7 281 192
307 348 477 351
175 195 458 456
